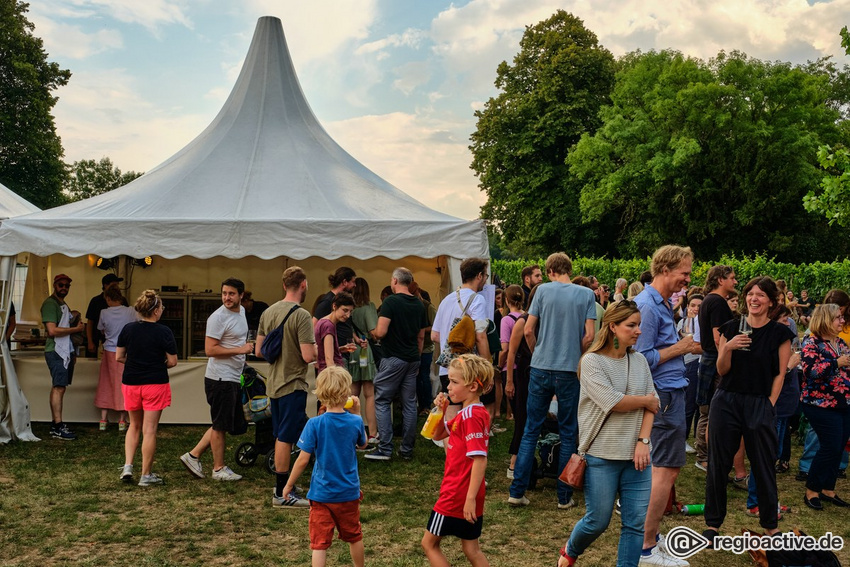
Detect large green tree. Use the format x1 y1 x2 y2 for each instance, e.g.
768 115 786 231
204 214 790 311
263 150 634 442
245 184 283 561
804 26 850 227
469 10 616 257
570 49 850 262
0 0 70 208
65 157 143 202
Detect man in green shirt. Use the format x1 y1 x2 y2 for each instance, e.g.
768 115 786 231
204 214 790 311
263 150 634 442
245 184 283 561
41 273 86 440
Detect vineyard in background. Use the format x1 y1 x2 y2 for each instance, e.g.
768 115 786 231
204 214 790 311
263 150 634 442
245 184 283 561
492 254 850 301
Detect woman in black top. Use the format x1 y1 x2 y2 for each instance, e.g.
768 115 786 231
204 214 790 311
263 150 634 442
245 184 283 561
116 290 178 487
704 277 793 543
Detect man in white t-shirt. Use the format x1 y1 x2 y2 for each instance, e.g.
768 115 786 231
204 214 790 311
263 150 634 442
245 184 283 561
180 278 255 481
431 258 491 424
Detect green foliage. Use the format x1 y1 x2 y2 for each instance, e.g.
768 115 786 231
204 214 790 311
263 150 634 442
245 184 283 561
64 157 143 202
493 254 850 301
569 49 850 263
805 28 850 228
0 0 71 209
470 10 617 257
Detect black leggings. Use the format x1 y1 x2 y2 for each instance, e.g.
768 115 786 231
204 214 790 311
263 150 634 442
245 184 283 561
508 364 530 456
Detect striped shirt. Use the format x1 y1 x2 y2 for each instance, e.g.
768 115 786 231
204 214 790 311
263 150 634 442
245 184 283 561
578 352 657 460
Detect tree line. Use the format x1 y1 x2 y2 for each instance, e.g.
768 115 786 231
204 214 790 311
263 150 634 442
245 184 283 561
471 11 850 263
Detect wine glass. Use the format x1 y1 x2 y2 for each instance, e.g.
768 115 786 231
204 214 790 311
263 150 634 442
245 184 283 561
738 316 752 351
682 317 695 338
791 337 801 355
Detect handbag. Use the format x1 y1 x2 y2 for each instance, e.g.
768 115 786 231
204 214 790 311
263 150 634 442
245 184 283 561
559 354 630 490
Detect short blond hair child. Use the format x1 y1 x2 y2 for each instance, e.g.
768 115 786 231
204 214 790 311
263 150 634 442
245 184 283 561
282 367 368 567
422 353 494 566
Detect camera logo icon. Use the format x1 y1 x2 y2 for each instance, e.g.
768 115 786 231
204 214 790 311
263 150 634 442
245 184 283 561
665 526 710 559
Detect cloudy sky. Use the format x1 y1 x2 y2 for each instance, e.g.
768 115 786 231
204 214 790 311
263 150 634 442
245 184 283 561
29 0 850 220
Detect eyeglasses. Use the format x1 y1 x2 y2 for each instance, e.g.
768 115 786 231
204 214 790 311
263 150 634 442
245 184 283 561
56 282 70 289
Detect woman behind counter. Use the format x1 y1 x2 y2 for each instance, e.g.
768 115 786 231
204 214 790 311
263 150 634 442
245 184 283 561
116 290 178 487
95 286 137 431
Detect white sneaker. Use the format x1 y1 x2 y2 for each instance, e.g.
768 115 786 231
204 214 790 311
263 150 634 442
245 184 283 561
272 490 309 508
506 467 514 480
180 452 205 478
638 545 690 566
120 464 133 482
138 473 164 487
212 466 242 481
557 498 576 510
508 495 530 507
685 442 696 454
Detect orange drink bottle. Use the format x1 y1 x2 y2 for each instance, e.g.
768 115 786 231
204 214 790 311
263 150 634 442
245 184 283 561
420 406 444 439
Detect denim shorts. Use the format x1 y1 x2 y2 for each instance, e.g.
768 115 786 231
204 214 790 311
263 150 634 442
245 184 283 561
270 390 308 444
650 388 687 468
45 351 75 387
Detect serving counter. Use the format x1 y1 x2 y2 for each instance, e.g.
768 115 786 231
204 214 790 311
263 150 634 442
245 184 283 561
12 352 319 425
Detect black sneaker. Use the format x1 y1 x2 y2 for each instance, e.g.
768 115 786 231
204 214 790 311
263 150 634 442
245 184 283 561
795 471 808 482
50 423 77 440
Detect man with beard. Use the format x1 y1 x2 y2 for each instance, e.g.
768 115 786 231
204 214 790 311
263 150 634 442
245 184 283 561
42 274 86 440
520 264 543 309
256 267 317 508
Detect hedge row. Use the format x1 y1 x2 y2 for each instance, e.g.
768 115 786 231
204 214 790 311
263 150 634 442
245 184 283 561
492 254 850 301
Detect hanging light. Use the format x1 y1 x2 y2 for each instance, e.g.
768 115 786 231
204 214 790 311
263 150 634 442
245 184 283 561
133 256 153 268
96 257 115 270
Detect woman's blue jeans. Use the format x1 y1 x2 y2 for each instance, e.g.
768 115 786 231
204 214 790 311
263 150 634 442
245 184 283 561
566 455 651 567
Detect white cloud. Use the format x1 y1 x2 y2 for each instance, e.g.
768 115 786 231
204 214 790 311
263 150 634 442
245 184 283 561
30 0 192 33
392 61 432 95
25 17 123 59
356 28 426 55
325 113 485 220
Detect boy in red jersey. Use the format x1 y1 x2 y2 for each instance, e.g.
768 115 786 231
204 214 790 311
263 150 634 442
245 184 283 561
422 354 494 566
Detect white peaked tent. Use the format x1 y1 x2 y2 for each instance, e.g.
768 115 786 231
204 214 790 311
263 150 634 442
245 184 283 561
0 182 40 443
0 16 488 261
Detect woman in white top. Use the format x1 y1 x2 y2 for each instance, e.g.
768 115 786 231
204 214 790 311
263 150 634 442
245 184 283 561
94 286 137 430
558 300 659 567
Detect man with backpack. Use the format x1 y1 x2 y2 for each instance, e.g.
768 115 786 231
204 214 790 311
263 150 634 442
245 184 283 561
255 267 317 508
180 278 254 482
431 258 492 432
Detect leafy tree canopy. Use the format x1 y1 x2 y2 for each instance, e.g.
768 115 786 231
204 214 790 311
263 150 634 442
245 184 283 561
65 157 143 202
804 26 850 228
469 10 616 257
0 0 71 209
570 49 850 263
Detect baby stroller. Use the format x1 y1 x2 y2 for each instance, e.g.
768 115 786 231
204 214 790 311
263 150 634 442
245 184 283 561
233 365 283 474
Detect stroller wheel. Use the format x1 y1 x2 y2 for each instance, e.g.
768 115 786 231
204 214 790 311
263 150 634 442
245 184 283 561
235 442 258 467
265 446 302 474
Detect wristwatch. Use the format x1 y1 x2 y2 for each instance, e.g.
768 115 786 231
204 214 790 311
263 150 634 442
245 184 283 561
637 438 650 445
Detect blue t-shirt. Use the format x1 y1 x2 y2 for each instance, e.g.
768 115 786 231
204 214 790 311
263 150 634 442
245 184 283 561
298 411 366 503
634 285 687 391
528 282 596 372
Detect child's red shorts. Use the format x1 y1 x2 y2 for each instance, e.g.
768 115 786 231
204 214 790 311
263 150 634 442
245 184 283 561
309 499 362 550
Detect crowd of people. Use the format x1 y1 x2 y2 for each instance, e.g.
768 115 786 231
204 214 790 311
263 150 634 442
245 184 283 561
34 251 850 566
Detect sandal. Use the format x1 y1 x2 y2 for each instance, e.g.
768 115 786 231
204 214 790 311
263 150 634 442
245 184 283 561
556 546 576 566
775 460 790 474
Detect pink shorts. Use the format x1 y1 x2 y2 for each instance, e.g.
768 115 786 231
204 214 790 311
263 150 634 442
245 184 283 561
122 383 172 412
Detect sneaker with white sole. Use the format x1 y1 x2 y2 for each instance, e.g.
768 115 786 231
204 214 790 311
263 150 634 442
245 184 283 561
506 467 514 480
364 451 391 461
508 495 530 507
212 466 242 481
685 442 696 454
50 423 77 440
638 544 690 566
120 464 134 483
138 473 164 487
272 491 309 508
695 461 707 472
367 435 379 446
656 535 689 566
180 452 205 478
558 498 576 510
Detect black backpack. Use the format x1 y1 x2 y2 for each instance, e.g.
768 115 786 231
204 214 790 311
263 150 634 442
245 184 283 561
259 305 300 362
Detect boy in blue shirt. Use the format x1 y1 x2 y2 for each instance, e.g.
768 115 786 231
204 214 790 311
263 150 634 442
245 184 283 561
282 366 368 566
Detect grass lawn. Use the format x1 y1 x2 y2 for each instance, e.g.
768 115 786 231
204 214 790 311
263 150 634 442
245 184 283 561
1 418 848 566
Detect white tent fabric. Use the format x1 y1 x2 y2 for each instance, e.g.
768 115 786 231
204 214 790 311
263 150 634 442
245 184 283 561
0 16 488 261
0 184 40 443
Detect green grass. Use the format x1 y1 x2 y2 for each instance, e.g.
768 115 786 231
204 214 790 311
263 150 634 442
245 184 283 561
1 420 848 566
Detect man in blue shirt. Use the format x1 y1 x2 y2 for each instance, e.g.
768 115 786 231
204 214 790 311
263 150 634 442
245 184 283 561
635 245 696 567
508 252 596 510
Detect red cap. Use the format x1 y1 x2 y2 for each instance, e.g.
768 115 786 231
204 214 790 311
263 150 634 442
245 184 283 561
53 274 72 284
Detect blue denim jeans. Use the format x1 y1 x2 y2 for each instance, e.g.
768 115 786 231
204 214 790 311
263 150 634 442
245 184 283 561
799 423 850 473
566 455 651 567
373 357 420 457
509 368 579 504
746 417 787 509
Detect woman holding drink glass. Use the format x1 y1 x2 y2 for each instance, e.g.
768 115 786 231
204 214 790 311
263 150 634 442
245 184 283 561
315 292 359 371
799 303 850 510
704 277 793 542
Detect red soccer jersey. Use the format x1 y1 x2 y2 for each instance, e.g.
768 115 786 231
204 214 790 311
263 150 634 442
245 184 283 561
433 402 491 519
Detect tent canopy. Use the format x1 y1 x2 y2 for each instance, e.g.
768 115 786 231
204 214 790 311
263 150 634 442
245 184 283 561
0 16 487 261
0 182 39 220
